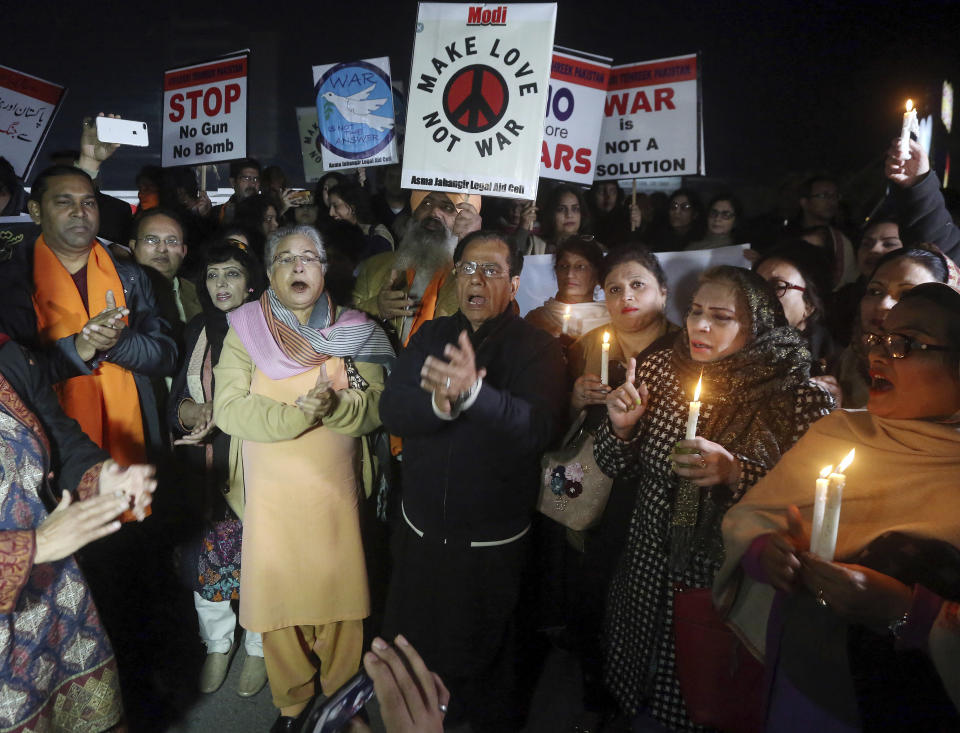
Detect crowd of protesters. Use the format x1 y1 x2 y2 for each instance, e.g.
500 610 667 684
1 110 959 733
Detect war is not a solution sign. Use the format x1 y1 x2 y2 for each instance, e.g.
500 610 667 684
311 57 398 171
403 3 556 201
596 53 704 180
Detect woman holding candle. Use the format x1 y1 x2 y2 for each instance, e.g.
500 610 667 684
525 235 609 340
564 246 677 729
717 282 960 730
596 265 833 729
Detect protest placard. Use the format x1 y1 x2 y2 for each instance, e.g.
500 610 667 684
0 215 39 262
516 244 748 322
312 57 398 171
296 106 325 183
539 47 611 185
162 51 248 167
403 2 556 201
596 53 703 180
0 65 66 178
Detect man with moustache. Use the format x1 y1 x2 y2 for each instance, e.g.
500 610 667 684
0 165 177 463
130 208 202 347
353 190 482 349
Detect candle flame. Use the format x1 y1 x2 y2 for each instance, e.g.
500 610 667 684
693 374 702 401
837 448 855 473
564 304 571 316
602 331 610 345
820 465 833 479
906 99 914 112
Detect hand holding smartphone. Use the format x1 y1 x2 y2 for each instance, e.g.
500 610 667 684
95 117 149 147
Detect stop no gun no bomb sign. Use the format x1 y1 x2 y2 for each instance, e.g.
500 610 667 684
162 51 248 167
403 3 556 200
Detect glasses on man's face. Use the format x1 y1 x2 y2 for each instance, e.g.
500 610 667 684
768 279 806 298
454 261 507 278
273 253 325 267
864 332 952 359
238 175 259 184
140 235 182 248
708 209 735 220
669 202 693 211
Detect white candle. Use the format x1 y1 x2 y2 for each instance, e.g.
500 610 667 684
809 465 833 557
899 99 917 158
684 375 702 440
600 331 610 385
815 449 855 562
561 304 571 335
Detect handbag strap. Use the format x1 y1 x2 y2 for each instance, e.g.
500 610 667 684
559 409 588 447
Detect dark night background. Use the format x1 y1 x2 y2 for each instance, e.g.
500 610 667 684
8 0 960 207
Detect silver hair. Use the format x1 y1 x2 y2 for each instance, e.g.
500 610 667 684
265 225 328 272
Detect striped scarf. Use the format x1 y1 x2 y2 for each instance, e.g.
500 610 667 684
261 289 394 366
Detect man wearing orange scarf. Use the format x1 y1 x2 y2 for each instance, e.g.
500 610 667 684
0 166 177 463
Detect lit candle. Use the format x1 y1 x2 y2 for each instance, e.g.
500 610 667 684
899 99 917 158
815 449 855 562
600 331 610 385
684 375 702 440
809 465 833 557
562 304 571 335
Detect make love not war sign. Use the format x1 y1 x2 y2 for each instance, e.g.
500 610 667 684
596 53 704 180
312 57 398 171
162 51 248 167
539 47 611 185
0 65 66 178
403 3 557 201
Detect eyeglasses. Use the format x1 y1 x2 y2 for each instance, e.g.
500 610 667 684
139 235 182 248
769 279 806 298
669 202 694 211
273 253 325 266
238 175 259 183
708 209 735 220
864 332 953 359
454 261 507 278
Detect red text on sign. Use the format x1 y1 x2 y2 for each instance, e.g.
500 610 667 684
168 84 242 122
541 141 591 175
604 87 675 117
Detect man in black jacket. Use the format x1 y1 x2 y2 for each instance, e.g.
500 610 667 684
0 165 177 460
379 230 567 732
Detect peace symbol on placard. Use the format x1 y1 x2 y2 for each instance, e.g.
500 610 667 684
442 64 509 134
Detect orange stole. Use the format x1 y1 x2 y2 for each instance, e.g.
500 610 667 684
390 266 450 456
403 266 448 347
32 236 146 465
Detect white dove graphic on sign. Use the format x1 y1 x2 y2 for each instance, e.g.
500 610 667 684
321 85 394 132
